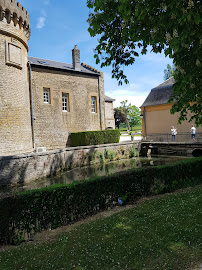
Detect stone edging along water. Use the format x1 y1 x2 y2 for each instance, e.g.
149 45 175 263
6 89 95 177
0 142 139 186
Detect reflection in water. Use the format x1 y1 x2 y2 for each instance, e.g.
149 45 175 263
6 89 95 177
0 155 189 198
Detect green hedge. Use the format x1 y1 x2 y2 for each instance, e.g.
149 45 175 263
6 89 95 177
0 157 202 245
69 129 120 147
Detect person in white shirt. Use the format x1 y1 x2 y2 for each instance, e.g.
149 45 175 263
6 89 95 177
171 126 177 142
190 125 196 141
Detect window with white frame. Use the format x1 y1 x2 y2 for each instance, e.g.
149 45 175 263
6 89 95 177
91 96 96 113
43 88 50 104
62 93 69 112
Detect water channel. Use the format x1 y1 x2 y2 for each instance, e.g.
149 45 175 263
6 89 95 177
0 155 190 198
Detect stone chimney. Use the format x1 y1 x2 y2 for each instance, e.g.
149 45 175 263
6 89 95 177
72 45 80 71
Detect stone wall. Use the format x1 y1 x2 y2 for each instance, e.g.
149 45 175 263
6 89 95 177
31 67 106 150
0 142 138 186
140 141 202 157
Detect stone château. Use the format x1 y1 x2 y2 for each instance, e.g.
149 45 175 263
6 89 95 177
0 0 115 156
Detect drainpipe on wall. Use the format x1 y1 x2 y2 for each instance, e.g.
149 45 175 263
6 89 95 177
98 74 103 130
28 61 36 150
143 107 146 139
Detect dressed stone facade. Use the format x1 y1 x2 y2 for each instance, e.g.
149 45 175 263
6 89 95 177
0 0 115 156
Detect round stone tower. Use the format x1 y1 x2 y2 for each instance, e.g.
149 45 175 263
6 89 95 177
0 0 33 156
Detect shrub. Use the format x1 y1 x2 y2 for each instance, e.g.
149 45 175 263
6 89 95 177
104 149 115 160
129 146 138 158
89 150 104 164
0 157 201 245
69 129 120 147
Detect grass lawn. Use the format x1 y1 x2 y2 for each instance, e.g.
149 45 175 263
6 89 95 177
0 185 202 270
118 125 142 132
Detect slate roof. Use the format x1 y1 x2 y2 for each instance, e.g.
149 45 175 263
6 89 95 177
141 77 174 107
28 57 100 76
104 95 115 102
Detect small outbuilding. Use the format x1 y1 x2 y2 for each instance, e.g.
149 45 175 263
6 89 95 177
140 78 202 142
104 95 115 129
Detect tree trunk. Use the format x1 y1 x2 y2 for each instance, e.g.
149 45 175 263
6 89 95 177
123 115 130 133
126 119 130 133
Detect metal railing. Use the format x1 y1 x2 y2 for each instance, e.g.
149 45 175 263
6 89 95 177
144 132 202 143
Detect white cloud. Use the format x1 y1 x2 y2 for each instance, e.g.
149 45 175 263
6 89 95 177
44 0 50 5
41 10 47 17
140 51 173 64
36 16 46 29
103 71 161 98
36 9 47 30
131 76 161 90
105 94 147 108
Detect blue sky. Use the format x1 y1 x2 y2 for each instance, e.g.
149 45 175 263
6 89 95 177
20 0 173 108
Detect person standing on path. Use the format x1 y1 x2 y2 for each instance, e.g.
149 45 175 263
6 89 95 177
171 126 177 142
190 125 196 141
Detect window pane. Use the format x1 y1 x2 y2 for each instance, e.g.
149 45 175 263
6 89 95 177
43 88 50 103
62 93 69 112
91 97 96 113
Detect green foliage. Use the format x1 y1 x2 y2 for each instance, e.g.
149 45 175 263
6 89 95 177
114 108 126 129
104 149 115 161
164 64 175 81
115 100 131 130
87 0 202 125
0 157 201 244
69 129 120 147
129 145 138 158
0 186 201 269
119 124 142 132
119 123 127 129
127 105 141 127
98 152 105 164
89 150 104 164
115 101 141 130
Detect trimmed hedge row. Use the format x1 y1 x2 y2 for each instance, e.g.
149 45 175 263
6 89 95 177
0 157 202 245
69 129 120 147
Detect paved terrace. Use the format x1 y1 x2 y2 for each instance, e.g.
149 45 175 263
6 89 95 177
119 134 142 142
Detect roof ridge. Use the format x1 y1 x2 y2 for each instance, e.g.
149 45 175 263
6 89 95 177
141 80 173 107
28 57 100 75
152 77 174 89
28 56 72 66
81 63 100 74
104 95 115 101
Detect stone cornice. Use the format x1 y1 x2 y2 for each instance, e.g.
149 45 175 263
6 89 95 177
0 21 29 50
0 0 30 41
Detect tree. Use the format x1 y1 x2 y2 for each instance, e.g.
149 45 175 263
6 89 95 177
119 100 132 131
164 64 175 81
114 100 131 130
87 0 202 126
127 105 141 128
114 107 125 129
114 101 141 130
